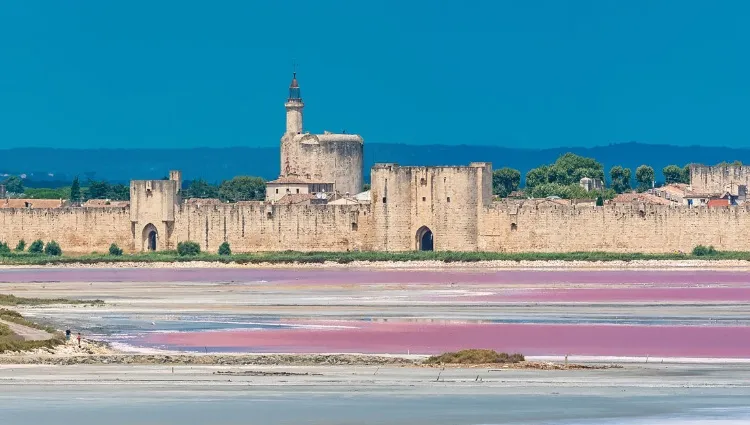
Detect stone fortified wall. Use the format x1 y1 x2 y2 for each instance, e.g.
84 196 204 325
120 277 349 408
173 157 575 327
0 207 132 253
479 201 750 253
690 164 750 194
3 194 750 254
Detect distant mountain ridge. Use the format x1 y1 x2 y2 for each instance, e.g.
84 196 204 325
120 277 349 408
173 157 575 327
1 142 748 186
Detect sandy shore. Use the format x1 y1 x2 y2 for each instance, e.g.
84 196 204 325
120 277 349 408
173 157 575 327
3 258 750 270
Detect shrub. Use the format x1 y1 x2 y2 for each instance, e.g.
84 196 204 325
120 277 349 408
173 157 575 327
15 239 25 252
44 241 62 256
692 245 717 256
28 240 44 254
424 349 525 365
177 241 201 256
109 243 123 256
0 242 9 254
218 242 231 256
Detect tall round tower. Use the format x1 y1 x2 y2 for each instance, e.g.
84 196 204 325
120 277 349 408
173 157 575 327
278 72 364 196
285 72 303 134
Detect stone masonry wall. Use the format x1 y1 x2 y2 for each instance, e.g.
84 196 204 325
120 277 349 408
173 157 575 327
479 201 750 253
0 207 133 254
370 163 492 251
690 164 750 194
170 202 372 253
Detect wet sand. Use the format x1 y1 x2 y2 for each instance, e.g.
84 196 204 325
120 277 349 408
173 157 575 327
1 363 749 425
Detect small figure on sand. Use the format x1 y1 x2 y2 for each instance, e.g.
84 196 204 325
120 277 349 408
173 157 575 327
65 329 71 341
77 332 81 348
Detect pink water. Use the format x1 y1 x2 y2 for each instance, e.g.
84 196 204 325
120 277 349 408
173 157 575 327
146 321 750 357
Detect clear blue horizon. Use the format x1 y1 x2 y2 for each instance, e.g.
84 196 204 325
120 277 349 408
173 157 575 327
1 1 748 149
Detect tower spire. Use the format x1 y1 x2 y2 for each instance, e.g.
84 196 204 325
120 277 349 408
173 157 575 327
288 67 301 101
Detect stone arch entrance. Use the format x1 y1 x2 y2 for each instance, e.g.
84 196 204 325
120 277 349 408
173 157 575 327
142 224 158 252
416 226 434 251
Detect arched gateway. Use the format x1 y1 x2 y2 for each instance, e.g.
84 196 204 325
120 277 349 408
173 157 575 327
142 224 158 252
416 226 434 251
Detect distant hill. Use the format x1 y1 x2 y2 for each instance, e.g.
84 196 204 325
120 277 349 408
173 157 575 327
1 142 749 186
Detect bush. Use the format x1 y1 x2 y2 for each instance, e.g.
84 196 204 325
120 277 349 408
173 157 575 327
109 243 123 256
177 241 201 256
218 242 231 256
0 242 9 254
424 349 525 365
15 240 25 252
692 245 717 256
44 241 62 256
28 240 44 254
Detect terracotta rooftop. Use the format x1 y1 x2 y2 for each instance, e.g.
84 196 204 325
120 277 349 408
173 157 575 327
708 198 730 208
267 176 313 184
0 199 66 209
82 199 129 208
613 193 673 205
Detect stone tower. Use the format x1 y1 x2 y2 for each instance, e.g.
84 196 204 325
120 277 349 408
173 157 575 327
277 72 364 196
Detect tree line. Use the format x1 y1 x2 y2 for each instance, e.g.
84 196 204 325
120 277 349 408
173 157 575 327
491 153 738 200
1 175 266 203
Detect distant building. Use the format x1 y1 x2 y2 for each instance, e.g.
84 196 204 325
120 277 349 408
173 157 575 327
579 177 604 192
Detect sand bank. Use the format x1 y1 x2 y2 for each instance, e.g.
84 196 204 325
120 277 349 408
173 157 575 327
3 258 750 270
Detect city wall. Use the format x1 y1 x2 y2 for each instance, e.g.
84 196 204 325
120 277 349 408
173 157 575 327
0 207 133 253
479 202 750 253
171 202 371 253
2 201 750 254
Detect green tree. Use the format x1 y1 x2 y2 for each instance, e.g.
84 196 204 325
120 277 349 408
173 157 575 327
662 165 685 184
70 177 81 203
87 179 110 199
524 153 605 189
596 196 604 206
525 165 550 189
681 165 691 184
492 167 521 197
635 165 655 192
609 166 632 193
218 176 266 202
15 239 25 252
184 179 219 199
218 242 231 256
3 176 24 194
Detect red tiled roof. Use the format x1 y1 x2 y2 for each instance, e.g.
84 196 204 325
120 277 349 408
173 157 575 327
707 199 730 208
613 193 673 205
0 199 65 209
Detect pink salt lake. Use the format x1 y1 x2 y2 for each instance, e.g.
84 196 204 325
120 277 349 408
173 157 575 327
5 268 750 357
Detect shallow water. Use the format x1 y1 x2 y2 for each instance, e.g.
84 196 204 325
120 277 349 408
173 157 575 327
2 391 749 425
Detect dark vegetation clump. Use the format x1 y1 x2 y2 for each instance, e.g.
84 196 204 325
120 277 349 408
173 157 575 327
28 240 44 254
109 243 123 256
44 241 62 256
15 239 25 252
218 242 231 256
692 245 717 256
424 349 525 365
177 241 201 256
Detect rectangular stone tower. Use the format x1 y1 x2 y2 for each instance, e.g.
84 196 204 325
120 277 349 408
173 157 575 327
370 162 492 251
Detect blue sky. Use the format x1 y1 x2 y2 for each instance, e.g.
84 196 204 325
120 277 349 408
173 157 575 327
1 1 748 149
